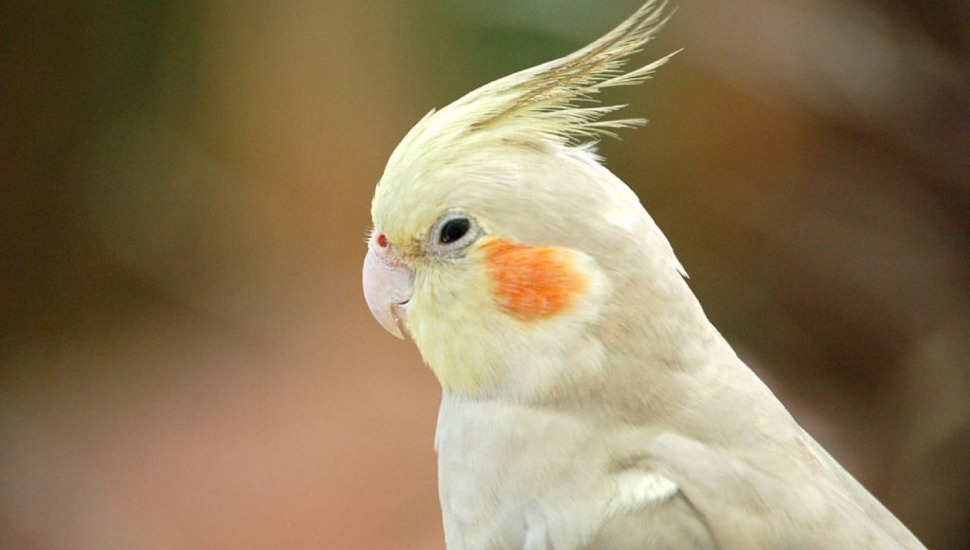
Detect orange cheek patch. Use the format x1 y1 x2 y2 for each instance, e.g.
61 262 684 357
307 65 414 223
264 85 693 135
482 239 589 321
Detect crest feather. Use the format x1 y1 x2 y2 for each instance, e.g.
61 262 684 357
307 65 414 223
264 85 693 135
376 1 676 220
414 0 675 151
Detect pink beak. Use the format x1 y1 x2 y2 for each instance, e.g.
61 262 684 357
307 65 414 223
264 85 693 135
362 229 413 339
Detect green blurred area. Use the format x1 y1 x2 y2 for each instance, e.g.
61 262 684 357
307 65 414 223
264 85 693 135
2 1 968 548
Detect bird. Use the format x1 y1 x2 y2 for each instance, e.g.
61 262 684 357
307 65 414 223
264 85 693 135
361 1 925 548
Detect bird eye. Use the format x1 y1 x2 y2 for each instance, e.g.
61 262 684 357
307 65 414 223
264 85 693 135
429 214 481 256
439 217 470 244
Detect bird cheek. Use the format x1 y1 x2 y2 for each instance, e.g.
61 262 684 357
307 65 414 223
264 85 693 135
481 239 589 321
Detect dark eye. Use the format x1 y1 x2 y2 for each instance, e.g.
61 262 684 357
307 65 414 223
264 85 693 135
439 217 470 244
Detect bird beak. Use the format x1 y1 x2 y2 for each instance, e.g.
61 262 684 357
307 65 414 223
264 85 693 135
362 235 413 340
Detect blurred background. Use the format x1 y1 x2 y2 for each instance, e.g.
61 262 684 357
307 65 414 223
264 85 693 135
1 0 968 548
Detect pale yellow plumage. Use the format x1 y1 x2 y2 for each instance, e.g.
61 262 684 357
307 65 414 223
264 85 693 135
373 1 674 246
362 1 926 548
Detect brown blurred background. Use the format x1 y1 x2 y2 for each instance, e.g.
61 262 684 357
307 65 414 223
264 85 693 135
1 0 968 548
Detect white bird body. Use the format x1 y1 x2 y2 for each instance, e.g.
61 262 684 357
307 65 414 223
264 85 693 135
363 2 925 548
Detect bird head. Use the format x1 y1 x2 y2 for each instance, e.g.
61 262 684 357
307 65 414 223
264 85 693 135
364 2 693 398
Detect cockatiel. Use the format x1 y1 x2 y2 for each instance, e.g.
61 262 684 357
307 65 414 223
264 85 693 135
362 2 925 548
